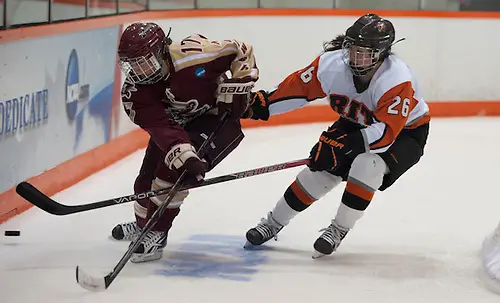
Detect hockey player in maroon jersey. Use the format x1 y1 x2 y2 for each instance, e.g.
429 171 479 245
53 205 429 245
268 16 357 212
111 22 259 263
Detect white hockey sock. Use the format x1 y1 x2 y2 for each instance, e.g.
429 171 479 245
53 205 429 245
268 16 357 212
271 196 300 226
334 202 364 229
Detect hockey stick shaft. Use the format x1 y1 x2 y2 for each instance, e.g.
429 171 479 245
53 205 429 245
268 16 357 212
16 161 309 216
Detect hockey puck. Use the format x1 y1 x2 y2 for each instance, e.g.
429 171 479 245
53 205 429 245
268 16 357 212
4 230 20 236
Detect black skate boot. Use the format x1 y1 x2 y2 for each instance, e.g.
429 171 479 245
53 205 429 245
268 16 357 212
111 221 141 241
244 212 283 248
312 220 349 259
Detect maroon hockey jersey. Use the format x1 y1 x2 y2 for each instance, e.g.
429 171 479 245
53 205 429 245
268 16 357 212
120 34 259 154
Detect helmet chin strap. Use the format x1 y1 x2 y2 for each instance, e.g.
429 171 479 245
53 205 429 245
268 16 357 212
161 60 171 81
349 64 376 77
164 27 173 47
161 44 174 81
350 60 383 78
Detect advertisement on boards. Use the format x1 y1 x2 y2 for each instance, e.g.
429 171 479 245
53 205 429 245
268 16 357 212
0 26 122 193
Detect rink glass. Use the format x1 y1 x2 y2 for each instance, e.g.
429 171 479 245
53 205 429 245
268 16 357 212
1 0 497 30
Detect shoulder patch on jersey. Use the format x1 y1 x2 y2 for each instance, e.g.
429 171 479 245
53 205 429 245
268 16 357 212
194 67 206 78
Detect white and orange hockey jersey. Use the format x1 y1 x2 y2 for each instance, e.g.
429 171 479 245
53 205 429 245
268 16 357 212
264 50 430 153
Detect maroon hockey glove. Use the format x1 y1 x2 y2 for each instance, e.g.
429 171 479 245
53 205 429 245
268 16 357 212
165 143 207 185
308 128 366 173
216 77 255 120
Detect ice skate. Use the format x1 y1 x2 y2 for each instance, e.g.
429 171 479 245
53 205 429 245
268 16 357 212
244 212 283 249
110 221 141 241
312 220 349 259
130 230 167 263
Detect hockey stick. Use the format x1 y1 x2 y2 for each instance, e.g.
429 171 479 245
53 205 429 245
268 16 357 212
76 111 230 291
16 158 309 216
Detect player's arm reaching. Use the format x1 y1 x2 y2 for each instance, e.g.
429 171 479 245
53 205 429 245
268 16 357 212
244 55 330 121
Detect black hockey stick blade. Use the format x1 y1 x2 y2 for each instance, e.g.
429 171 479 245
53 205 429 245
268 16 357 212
15 182 72 215
15 181 136 216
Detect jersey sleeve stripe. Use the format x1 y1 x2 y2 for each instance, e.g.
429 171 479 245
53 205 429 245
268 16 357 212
269 98 308 116
173 47 238 68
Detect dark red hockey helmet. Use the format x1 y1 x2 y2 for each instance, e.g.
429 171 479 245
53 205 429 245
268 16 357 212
342 13 397 76
118 22 172 84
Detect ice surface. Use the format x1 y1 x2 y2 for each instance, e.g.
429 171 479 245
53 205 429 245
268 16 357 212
1 118 500 303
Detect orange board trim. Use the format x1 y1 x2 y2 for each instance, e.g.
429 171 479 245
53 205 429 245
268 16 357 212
3 8 500 43
1 100 500 223
0 128 149 223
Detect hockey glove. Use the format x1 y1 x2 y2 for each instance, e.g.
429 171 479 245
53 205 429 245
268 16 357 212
308 128 366 172
165 143 207 185
216 77 255 120
241 90 271 121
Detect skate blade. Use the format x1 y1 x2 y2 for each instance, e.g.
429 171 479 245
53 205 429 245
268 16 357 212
130 251 163 263
108 234 140 242
312 250 326 259
243 241 257 250
108 235 125 241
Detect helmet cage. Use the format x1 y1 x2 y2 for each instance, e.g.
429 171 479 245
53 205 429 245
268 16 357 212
119 48 167 85
342 37 383 76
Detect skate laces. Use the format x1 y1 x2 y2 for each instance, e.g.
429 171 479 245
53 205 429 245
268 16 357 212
121 222 140 240
318 221 349 247
142 231 166 249
255 213 282 241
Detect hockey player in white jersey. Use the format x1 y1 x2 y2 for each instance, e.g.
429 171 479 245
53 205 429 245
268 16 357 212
243 13 431 258
481 222 500 294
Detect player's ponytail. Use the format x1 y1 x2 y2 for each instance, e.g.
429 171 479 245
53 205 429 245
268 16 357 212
323 35 345 53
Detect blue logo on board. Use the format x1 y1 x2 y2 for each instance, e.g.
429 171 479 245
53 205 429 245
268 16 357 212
65 48 117 152
65 49 89 121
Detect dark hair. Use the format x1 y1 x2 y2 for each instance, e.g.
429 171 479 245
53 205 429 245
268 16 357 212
323 34 345 53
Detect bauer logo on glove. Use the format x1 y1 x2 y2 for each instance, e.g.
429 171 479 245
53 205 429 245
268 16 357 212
319 134 345 149
308 128 366 173
166 146 183 166
218 83 253 95
216 77 255 119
